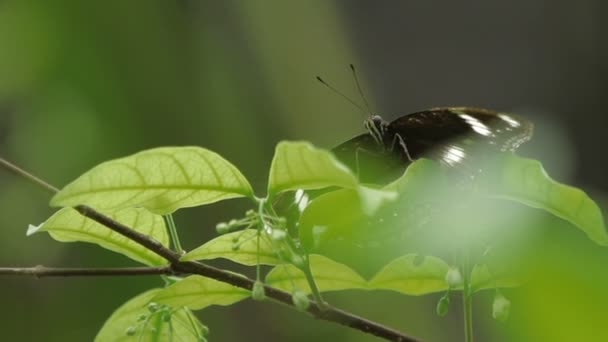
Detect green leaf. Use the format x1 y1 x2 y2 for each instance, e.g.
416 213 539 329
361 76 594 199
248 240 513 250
152 275 250 310
27 207 168 265
356 185 398 216
95 289 207 342
470 264 522 292
481 154 608 246
265 254 367 293
384 158 446 195
267 141 358 196
368 254 450 295
181 230 283 266
298 188 365 251
51 146 254 215
298 186 398 251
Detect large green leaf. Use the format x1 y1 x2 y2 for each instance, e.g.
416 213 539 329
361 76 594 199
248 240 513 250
298 189 365 251
265 254 366 293
297 187 399 254
95 289 207 342
298 159 445 252
383 158 446 194
152 275 250 310
27 207 168 265
481 154 608 246
267 141 358 196
368 254 450 295
181 230 283 266
51 146 254 215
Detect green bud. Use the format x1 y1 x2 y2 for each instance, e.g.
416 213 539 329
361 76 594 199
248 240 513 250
436 294 450 317
216 222 230 234
492 293 510 322
245 209 256 218
277 247 291 261
147 302 159 313
251 281 266 301
231 243 240 251
292 290 310 311
162 312 172 322
125 326 137 336
277 217 287 227
228 219 238 227
445 268 462 288
271 229 287 241
290 254 305 269
137 314 147 322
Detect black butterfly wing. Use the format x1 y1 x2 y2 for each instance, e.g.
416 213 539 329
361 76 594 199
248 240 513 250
385 107 533 168
332 133 407 184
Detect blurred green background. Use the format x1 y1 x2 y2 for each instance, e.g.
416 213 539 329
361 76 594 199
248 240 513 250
1 1 607 341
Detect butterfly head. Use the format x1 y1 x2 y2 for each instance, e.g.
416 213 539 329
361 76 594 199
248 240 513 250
364 114 389 146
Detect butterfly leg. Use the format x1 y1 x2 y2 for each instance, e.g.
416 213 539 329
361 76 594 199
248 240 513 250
354 147 364 178
353 146 385 180
390 133 414 162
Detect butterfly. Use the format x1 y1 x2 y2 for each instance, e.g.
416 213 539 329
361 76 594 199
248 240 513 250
315 66 533 183
331 106 534 183
275 68 534 240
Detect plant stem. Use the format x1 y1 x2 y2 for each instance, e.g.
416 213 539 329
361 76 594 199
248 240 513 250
0 265 172 277
302 255 328 310
264 198 327 309
164 214 183 253
462 250 474 342
0 158 59 194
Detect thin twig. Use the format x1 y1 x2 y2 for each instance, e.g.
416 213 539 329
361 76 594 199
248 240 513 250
0 157 422 342
0 158 59 194
0 265 172 277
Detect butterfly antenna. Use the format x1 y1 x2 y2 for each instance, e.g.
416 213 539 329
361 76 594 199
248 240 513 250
315 76 366 114
349 64 373 116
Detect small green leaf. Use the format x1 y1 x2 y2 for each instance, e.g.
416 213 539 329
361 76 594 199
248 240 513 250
481 154 608 246
265 254 366 293
95 289 206 342
180 230 282 265
28 207 168 265
368 254 450 295
51 146 253 215
267 141 358 196
470 264 521 292
152 275 250 310
436 293 450 317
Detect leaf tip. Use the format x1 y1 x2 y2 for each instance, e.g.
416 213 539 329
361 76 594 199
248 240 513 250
26 223 43 236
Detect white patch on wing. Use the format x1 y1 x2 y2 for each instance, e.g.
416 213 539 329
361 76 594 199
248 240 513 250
443 146 466 166
294 189 309 212
458 114 493 137
498 114 521 127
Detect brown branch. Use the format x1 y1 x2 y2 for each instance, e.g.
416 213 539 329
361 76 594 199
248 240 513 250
0 157 422 342
0 265 172 277
75 204 420 341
